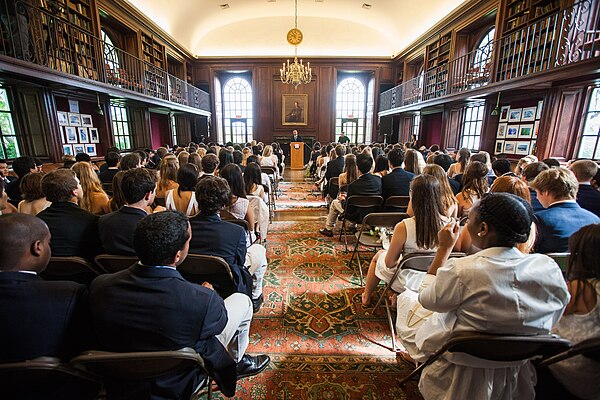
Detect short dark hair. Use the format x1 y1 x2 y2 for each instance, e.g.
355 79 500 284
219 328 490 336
356 153 373 174
474 192 534 247
0 214 50 272
177 163 199 192
335 145 346 158
0 158 7 165
542 158 561 168
134 211 190 266
75 153 91 163
522 162 549 182
120 153 140 171
105 152 121 167
492 159 512 175
374 155 389 173
12 156 36 177
219 163 246 198
195 176 231 216
41 169 78 203
218 149 234 168
387 149 405 168
429 144 440 153
134 150 148 162
433 154 453 172
201 154 219 174
246 155 259 165
233 150 243 165
121 168 157 204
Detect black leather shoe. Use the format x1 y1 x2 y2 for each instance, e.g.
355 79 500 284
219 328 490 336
236 354 270 379
319 228 333 237
252 294 264 313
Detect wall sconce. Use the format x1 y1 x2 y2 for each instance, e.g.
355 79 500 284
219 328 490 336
95 93 104 116
490 92 501 116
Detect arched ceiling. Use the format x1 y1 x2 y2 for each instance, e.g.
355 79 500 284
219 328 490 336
125 0 466 58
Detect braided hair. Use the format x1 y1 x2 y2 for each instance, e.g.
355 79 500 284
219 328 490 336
474 193 533 247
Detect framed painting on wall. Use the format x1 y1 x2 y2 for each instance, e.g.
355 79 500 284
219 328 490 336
64 126 78 143
73 144 85 154
533 121 539 139
89 128 100 143
497 123 508 138
506 125 519 138
521 107 536 122
57 111 68 126
62 144 73 156
518 124 533 138
68 113 81 126
282 94 308 126
499 106 510 122
81 114 93 127
85 144 97 156
536 100 543 119
495 140 505 155
515 141 531 155
78 127 89 143
508 108 522 122
504 141 517 154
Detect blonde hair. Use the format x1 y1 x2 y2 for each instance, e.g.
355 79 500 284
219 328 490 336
423 164 457 214
531 167 579 199
177 151 190 166
197 147 207 158
72 162 106 212
242 147 251 165
158 155 179 192
262 145 273 158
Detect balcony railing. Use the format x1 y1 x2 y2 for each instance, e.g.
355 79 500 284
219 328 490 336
379 0 599 112
0 1 210 113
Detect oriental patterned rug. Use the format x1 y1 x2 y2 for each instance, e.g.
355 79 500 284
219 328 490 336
208 195 423 399
274 180 327 210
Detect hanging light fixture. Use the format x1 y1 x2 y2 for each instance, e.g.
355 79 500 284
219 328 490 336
490 92 501 116
95 93 104 116
280 0 311 89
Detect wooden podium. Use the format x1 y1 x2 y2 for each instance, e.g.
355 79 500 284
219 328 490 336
290 142 304 170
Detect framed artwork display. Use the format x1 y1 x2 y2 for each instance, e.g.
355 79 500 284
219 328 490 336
78 127 89 143
503 141 516 154
495 140 505 154
497 123 508 138
57 111 68 126
536 100 543 119
531 140 537 154
68 113 81 126
506 125 519 138
508 108 522 122
521 107 536 122
282 94 308 126
85 144 97 156
515 141 531 155
73 144 85 154
89 128 100 143
81 114 93 127
62 144 73 156
533 121 540 139
518 124 534 138
499 106 510 122
64 126 78 143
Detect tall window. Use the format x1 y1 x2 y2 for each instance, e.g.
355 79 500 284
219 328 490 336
0 87 20 159
222 77 253 144
412 113 421 142
335 77 366 143
170 114 177 146
473 28 495 71
577 87 600 159
101 30 119 71
110 104 132 150
460 105 485 150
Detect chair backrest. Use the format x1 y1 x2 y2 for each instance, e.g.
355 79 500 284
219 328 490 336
260 166 276 178
538 336 600 367
545 252 569 273
384 196 410 212
94 254 138 274
154 197 166 207
362 212 409 229
101 182 113 196
223 217 250 232
399 251 466 272
41 257 102 285
346 195 384 209
178 254 235 298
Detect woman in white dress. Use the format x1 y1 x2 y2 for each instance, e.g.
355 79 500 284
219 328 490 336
165 163 199 216
220 164 255 230
260 145 279 178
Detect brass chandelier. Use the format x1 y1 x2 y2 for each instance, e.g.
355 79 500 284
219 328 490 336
280 0 311 88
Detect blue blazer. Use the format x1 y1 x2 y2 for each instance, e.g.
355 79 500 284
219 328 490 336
576 184 600 217
382 167 415 199
535 202 600 253
529 189 545 213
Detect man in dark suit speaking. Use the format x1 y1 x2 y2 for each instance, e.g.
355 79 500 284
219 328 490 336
292 129 303 142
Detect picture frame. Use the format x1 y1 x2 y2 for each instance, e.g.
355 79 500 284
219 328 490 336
80 114 93 127
533 120 540 139
503 141 517 154
497 123 508 138
68 113 81 126
64 126 78 143
89 127 100 143
85 144 97 156
495 140 505 155
506 125 519 138
57 111 68 126
518 124 534 138
78 127 89 143
515 141 531 155
499 106 510 122
536 100 543 120
531 140 537 155
73 144 86 154
508 108 522 122
521 107 536 122
282 94 308 126
62 144 73 156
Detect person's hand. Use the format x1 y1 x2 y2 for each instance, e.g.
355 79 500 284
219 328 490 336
438 220 460 249
153 206 166 213
201 282 214 290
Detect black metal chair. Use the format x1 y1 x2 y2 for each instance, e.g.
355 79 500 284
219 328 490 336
94 254 138 274
101 182 113 196
220 211 258 245
538 336 600 367
41 256 103 285
71 348 213 400
338 195 384 252
178 254 236 299
348 212 409 286
260 166 279 203
384 196 410 212
398 332 572 386
545 252 569 274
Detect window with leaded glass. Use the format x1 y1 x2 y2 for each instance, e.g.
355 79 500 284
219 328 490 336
577 87 600 160
222 77 253 144
460 105 485 150
335 77 366 143
110 104 132 150
0 87 21 159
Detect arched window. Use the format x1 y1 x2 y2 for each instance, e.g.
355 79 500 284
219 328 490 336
335 77 366 143
472 28 495 72
222 77 253 144
101 30 119 71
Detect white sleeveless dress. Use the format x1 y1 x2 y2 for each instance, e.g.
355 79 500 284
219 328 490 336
165 189 198 216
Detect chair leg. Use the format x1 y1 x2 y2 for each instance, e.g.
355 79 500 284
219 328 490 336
384 296 400 353
348 236 360 280
357 251 364 286
371 280 393 315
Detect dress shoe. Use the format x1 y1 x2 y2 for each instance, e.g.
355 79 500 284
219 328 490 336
236 354 270 379
252 294 264 313
319 228 333 237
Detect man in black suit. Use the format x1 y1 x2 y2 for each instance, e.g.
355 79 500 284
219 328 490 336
37 169 102 261
323 145 346 199
90 212 269 399
0 158 16 186
189 176 267 312
382 148 415 199
492 159 516 177
433 153 460 195
6 156 38 205
98 152 121 184
291 129 303 142
570 159 600 217
98 168 156 255
320 153 382 237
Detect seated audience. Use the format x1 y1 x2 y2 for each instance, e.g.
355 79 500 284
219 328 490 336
247 155 271 189
404 149 424 175
453 152 495 190
522 162 549 212
177 151 190 167
98 152 121 184
6 156 38 205
165 163 199 216
319 153 382 237
569 159 600 217
119 153 141 171
99 147 120 172
188 152 202 170
37 169 102 261
0 179 17 215
447 148 470 178
0 158 16 185
433 154 460 195
244 162 266 202
323 145 346 199
107 171 126 213
90 211 270 399
542 158 561 168
516 155 537 177
218 148 234 172
373 155 389 177
72 162 110 215
421 164 458 218
260 145 279 175
98 168 156 255
233 149 246 173
455 161 488 217
200 153 219 177
220 164 255 229
17 172 51 215
381 148 414 200
395 193 569 400
362 175 451 305
491 158 515 177
531 167 599 253
155 155 179 199
338 154 358 187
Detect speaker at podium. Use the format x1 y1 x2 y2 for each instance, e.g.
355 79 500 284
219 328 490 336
290 142 304 170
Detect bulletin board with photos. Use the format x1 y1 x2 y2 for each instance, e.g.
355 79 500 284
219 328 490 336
57 110 99 158
494 100 542 157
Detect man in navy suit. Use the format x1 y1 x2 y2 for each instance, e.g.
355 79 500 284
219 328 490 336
522 162 549 213
291 129 303 142
320 153 382 237
570 159 600 217
90 211 269 399
532 167 599 253
323 145 346 199
382 148 415 199
98 168 156 255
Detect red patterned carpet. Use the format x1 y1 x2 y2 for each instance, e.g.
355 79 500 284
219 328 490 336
212 172 423 399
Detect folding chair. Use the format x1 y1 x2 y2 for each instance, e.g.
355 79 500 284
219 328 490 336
384 196 410 212
538 336 600 367
260 166 279 201
0 357 101 400
338 195 384 252
398 332 572 386
178 254 236 299
545 252 569 274
349 212 409 286
95 254 138 274
41 256 103 285
71 348 213 400
101 182 113 196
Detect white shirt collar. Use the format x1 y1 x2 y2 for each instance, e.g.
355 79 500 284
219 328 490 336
549 199 577 207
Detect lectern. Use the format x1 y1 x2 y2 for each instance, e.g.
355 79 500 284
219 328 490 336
290 142 304 170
